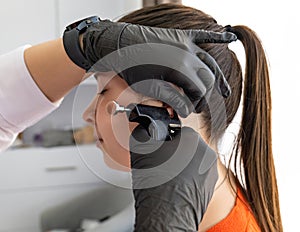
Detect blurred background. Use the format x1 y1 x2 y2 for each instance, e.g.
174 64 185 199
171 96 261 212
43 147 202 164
1 0 299 231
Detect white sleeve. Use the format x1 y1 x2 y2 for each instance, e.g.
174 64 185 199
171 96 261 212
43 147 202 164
0 45 62 152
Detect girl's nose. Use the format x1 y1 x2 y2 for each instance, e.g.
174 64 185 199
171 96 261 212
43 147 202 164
82 96 98 124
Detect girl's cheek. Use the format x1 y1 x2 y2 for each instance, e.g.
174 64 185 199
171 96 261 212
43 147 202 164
110 113 132 150
102 114 132 171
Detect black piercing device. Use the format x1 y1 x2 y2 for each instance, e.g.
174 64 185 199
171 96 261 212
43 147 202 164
126 104 181 141
106 101 181 141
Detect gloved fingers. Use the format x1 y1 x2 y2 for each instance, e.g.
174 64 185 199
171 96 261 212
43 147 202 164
130 79 194 118
130 125 169 170
129 126 193 171
196 48 231 98
186 29 237 44
130 124 151 144
131 125 218 176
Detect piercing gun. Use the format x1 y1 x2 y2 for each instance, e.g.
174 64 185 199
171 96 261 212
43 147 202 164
106 101 181 141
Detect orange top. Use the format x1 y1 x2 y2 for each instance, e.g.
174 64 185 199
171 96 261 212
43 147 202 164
204 188 261 232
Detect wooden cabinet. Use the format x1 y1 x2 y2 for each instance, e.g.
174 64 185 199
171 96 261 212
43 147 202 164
0 144 132 232
0 146 102 190
0 145 106 232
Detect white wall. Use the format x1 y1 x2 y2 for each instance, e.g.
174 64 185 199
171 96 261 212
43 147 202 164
0 0 56 54
183 1 300 231
56 0 142 35
0 0 142 53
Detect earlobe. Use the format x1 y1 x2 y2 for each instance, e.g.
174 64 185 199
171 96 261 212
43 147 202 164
137 98 174 117
163 103 174 118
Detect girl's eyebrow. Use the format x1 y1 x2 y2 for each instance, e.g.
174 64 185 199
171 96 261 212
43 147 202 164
95 75 109 91
93 71 115 89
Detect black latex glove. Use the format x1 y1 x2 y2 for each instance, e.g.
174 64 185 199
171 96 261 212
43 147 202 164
83 19 237 116
130 125 218 231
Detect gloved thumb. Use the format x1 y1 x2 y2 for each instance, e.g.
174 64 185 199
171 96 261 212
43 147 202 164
129 125 165 169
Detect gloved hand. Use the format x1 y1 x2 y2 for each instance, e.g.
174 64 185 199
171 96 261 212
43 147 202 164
82 19 237 116
130 125 218 231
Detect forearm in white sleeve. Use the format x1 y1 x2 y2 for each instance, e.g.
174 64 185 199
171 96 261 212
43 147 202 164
0 45 62 152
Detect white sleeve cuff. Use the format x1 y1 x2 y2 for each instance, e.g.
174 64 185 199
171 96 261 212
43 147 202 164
0 45 62 133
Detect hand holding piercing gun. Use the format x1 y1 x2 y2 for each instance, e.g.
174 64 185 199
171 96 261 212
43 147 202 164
106 101 181 141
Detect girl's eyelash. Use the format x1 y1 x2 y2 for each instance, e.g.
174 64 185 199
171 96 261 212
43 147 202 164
98 89 107 95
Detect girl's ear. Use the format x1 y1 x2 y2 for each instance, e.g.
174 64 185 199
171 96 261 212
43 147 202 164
162 103 175 118
139 98 175 118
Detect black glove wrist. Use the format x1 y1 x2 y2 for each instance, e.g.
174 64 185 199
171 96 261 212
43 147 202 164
62 16 100 70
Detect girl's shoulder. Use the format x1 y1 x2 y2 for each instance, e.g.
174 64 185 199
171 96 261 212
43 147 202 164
206 187 261 232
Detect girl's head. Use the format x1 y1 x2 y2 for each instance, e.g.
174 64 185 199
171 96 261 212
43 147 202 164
83 72 165 171
83 3 282 231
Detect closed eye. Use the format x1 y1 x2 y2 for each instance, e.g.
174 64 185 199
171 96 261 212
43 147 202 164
98 89 107 95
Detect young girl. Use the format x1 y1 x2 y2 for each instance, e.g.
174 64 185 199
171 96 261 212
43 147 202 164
83 3 282 232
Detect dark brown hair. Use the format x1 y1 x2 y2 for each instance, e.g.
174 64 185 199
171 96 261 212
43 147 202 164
119 3 282 232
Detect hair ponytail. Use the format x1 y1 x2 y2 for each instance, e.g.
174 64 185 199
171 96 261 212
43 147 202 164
230 25 283 232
